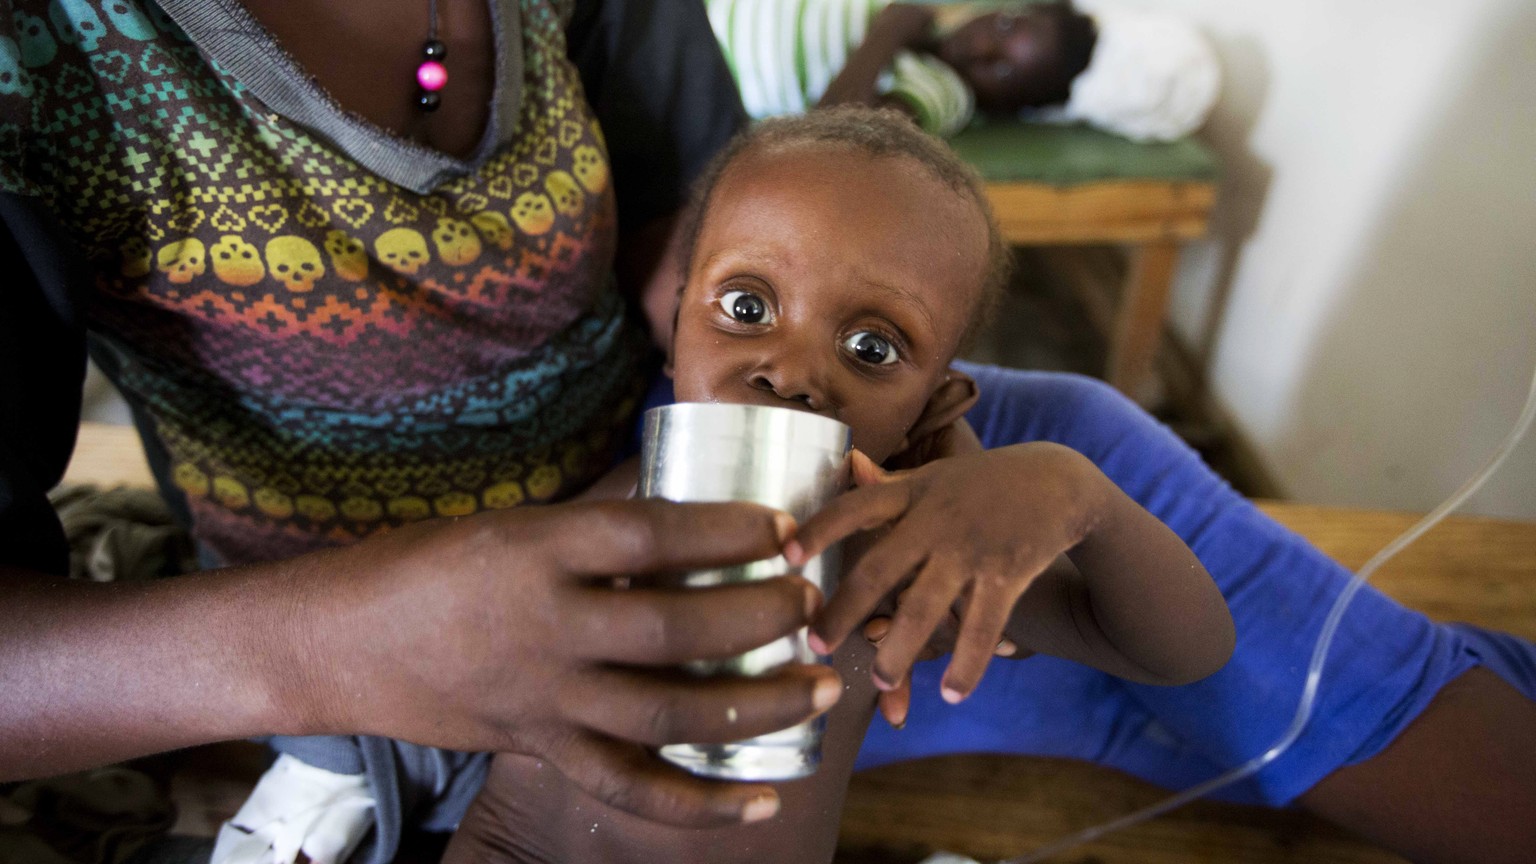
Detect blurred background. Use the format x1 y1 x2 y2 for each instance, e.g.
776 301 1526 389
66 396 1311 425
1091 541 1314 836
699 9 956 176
963 0 1536 518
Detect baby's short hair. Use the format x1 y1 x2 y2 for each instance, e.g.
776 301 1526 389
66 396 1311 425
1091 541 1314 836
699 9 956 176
681 106 1012 349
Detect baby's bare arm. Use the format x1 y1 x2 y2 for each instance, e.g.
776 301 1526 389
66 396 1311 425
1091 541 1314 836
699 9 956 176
793 442 1233 705
445 637 880 864
1006 474 1234 687
817 4 935 114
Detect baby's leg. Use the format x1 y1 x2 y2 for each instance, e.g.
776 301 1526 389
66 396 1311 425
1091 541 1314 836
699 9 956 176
1297 659 1536 864
445 637 879 864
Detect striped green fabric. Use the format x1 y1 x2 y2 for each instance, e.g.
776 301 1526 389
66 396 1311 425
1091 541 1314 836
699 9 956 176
706 0 974 137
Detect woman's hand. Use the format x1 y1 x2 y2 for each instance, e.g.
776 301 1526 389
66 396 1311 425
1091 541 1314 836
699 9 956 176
310 498 842 827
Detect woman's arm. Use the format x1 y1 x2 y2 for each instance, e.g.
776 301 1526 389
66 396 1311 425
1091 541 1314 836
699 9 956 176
2 500 842 827
1 561 322 776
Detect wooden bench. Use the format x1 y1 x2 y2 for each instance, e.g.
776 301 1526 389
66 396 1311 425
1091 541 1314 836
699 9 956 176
952 123 1219 403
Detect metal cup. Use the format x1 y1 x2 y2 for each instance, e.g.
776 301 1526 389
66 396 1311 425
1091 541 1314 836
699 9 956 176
638 402 851 780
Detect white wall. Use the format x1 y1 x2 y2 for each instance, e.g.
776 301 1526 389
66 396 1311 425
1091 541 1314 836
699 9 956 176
1091 0 1536 518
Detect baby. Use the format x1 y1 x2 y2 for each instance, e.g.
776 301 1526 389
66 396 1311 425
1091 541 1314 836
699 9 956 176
441 106 1236 862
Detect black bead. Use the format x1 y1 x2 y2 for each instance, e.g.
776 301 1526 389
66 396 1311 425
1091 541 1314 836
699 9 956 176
422 39 446 60
416 90 441 112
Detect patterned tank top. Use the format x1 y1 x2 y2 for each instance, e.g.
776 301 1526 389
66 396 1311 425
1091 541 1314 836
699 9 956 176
0 0 648 565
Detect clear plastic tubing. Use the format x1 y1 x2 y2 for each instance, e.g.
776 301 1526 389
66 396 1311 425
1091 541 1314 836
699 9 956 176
1002 357 1536 864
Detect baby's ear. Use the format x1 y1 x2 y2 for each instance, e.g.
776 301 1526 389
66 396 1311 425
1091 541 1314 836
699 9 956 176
906 369 980 443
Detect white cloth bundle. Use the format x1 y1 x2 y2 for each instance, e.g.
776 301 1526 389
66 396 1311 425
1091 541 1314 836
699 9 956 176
1063 9 1220 141
211 754 375 864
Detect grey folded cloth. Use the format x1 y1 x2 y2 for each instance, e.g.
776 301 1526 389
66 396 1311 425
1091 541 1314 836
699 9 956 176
47 485 195 583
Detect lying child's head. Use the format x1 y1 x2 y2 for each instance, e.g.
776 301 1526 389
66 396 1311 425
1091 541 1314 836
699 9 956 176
669 106 1011 464
933 1 1098 114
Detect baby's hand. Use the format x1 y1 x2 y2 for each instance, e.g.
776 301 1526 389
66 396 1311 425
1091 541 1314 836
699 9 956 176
786 443 1108 704
859 586 1026 728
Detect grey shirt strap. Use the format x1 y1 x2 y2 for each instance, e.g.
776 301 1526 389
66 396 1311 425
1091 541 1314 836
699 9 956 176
156 0 524 194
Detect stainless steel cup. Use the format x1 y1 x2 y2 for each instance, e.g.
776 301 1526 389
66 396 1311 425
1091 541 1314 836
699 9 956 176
638 402 851 780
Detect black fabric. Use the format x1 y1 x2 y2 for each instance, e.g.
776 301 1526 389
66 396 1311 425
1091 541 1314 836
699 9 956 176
567 0 748 233
0 193 87 576
84 334 194 540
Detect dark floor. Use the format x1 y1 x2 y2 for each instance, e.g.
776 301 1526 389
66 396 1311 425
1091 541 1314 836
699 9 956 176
962 246 1263 497
961 246 1109 378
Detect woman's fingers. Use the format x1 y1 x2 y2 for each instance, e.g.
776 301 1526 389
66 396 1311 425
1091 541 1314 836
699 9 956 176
569 576 816 665
545 730 782 828
551 499 794 579
558 664 841 747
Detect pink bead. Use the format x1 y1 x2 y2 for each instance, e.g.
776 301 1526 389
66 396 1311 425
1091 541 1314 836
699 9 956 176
417 61 448 91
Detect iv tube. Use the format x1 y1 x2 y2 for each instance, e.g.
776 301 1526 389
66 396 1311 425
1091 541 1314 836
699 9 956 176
1001 358 1536 864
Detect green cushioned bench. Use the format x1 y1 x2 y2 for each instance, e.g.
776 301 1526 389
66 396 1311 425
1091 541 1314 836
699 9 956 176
951 121 1220 401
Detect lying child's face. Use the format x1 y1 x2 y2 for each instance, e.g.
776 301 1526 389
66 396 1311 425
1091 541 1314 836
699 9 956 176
938 11 1070 112
670 143 990 463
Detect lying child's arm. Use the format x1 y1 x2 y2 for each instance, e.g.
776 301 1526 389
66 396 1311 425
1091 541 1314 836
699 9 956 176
817 3 935 115
788 441 1235 707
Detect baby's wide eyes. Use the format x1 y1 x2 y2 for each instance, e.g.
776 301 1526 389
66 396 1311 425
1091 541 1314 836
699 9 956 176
844 331 899 366
719 290 772 324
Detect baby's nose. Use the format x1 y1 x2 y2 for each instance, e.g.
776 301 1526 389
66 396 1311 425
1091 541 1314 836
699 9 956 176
748 371 824 412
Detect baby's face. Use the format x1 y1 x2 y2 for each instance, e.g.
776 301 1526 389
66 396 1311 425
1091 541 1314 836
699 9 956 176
670 144 989 463
938 11 1068 112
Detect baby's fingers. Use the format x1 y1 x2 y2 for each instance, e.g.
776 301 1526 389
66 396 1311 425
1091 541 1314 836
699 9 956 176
869 559 964 690
878 679 912 729
785 479 914 567
812 531 927 654
940 577 1026 703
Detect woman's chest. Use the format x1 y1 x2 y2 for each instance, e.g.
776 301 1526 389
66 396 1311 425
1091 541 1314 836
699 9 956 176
239 0 498 160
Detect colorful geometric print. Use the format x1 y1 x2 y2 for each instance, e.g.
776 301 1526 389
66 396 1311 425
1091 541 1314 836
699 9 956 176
1 0 650 566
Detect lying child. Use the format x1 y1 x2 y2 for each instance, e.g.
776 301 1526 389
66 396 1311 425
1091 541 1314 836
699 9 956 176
709 0 1220 141
441 105 1236 862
